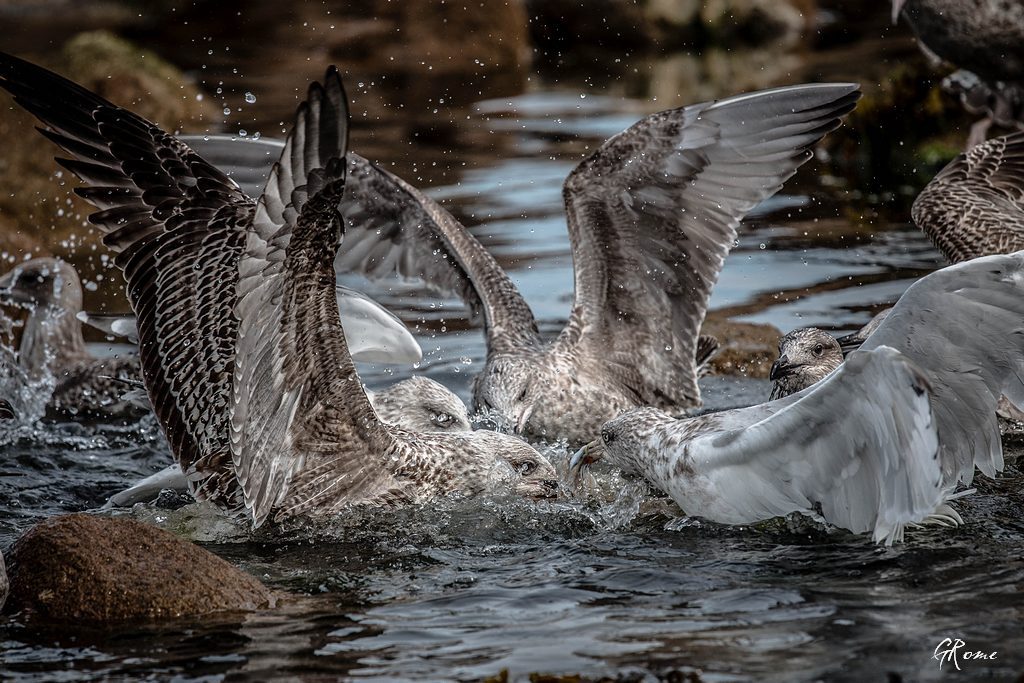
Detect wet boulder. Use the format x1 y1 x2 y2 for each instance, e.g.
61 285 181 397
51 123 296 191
4 513 273 623
701 316 782 379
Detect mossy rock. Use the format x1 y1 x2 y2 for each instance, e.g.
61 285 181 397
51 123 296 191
0 30 218 258
4 513 274 624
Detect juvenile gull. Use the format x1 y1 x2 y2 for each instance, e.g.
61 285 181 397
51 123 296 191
106 375 471 508
768 328 843 401
892 0 1024 145
0 54 557 526
197 86 860 445
0 258 141 419
912 132 1024 262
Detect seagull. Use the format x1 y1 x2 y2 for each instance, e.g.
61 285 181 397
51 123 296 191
0 257 141 419
106 375 472 508
768 327 844 400
892 0 1024 146
912 131 1024 262
572 345 944 545
186 86 860 446
0 53 557 526
574 252 1024 541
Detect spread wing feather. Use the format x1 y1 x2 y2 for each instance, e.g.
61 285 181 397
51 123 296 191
861 251 1024 485
683 346 942 544
562 84 860 410
0 50 250 504
912 131 1024 263
230 70 401 526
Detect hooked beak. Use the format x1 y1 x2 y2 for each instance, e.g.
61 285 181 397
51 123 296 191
569 439 603 477
769 355 795 382
515 404 535 434
891 0 906 24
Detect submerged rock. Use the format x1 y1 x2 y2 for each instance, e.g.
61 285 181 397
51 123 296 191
4 514 273 624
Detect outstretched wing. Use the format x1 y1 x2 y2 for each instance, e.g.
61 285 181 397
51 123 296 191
230 69 403 527
912 132 1024 263
561 83 861 411
77 286 423 364
861 251 1024 485
182 133 539 354
684 346 942 545
0 50 251 504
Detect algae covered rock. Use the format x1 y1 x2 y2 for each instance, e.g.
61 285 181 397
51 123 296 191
4 513 273 623
0 30 218 257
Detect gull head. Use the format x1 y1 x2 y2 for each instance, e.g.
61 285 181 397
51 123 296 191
0 258 82 310
473 355 542 435
769 327 844 398
469 430 558 499
569 408 667 481
370 376 472 433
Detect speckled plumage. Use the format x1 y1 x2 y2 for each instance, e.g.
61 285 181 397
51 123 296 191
769 328 845 400
0 54 556 526
912 132 1024 262
0 258 143 419
203 85 858 447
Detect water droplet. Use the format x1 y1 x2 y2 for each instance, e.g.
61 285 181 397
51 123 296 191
759 243 767 250
223 107 231 116
244 91 256 104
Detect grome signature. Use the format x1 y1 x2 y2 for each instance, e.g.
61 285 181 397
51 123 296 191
933 638 998 670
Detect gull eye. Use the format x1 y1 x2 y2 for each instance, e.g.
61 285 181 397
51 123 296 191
813 343 824 356
518 461 536 476
602 429 615 444
433 413 452 425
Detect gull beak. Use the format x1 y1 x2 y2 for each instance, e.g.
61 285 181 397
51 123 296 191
768 355 794 382
515 404 535 434
569 439 603 477
891 0 906 24
836 333 862 356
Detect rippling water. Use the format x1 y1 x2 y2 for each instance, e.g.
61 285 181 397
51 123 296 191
3 12 1024 682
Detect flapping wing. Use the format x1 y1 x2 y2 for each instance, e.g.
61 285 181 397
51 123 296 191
179 134 282 198
562 84 860 409
0 50 250 504
861 251 1024 485
688 346 942 545
912 132 1024 262
77 287 422 364
230 69 402 527
183 134 539 353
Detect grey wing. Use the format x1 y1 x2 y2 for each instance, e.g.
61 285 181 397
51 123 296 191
182 133 539 353
76 288 421 364
231 68 402 527
76 312 139 344
563 83 860 410
688 346 942 544
179 134 283 198
861 251 1024 485
0 51 251 505
912 132 1024 263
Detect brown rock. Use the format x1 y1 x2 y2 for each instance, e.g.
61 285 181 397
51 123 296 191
702 317 782 379
5 513 273 623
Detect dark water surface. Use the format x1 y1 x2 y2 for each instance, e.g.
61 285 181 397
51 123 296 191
2 8 1023 682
